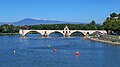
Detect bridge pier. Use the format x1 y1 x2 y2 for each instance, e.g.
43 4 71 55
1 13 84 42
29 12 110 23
19 34 25 37
64 33 70 37
64 35 70 37
42 34 49 37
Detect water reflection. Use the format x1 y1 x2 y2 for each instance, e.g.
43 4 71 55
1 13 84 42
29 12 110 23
20 36 26 39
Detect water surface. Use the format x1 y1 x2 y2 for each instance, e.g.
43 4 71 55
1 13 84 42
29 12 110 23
0 34 120 67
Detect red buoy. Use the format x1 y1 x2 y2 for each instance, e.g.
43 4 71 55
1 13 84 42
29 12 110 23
53 49 56 52
75 51 79 55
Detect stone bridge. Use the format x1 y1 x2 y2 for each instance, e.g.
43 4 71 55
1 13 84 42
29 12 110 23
19 26 107 37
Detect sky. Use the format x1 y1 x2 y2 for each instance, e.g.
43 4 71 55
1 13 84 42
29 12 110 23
0 0 120 24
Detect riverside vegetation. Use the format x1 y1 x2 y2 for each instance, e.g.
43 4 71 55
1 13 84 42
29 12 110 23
0 21 102 34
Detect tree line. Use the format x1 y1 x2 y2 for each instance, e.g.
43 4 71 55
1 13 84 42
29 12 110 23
0 21 103 33
0 13 120 35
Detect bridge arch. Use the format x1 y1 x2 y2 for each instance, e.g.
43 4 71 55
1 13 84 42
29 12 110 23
24 30 42 36
92 31 104 35
70 31 86 36
48 31 64 36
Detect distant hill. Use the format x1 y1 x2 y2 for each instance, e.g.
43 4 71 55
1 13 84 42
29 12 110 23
13 18 67 25
0 18 86 26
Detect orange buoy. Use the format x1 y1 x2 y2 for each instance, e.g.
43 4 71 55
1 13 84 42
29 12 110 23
53 49 56 52
75 51 79 55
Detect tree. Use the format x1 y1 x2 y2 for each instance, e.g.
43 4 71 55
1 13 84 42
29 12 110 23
118 13 120 20
97 24 104 30
0 26 3 33
103 20 112 34
106 17 110 20
110 12 118 17
90 20 97 30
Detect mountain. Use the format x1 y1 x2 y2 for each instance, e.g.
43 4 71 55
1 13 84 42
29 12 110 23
13 18 67 25
0 18 85 26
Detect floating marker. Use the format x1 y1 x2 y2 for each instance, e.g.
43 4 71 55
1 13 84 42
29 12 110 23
75 51 79 56
13 50 16 53
49 45 51 48
53 49 56 52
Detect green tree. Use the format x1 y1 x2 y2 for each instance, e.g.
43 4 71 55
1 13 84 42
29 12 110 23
110 12 118 17
90 20 97 30
0 26 3 33
118 13 120 20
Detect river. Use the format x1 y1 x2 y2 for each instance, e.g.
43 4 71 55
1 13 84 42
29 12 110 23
0 34 120 67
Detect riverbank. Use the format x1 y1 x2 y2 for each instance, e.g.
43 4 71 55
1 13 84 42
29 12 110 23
0 33 19 36
86 37 120 46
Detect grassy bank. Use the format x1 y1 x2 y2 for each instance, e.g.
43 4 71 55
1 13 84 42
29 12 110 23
87 35 120 46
